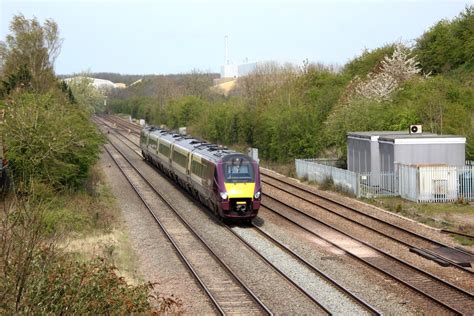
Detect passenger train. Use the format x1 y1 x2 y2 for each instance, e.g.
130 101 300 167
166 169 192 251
140 126 261 222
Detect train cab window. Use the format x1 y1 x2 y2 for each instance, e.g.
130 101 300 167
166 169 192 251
223 157 254 183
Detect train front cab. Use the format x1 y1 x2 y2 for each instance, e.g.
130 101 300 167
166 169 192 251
215 154 261 220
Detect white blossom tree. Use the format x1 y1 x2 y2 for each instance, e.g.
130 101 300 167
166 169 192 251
350 43 422 102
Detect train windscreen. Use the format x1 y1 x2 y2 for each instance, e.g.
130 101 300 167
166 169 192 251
223 157 254 183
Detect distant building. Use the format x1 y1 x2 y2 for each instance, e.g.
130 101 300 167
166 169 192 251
221 64 238 79
218 36 264 80
220 61 267 79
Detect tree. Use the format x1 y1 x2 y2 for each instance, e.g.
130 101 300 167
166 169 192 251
1 65 33 97
2 91 101 188
66 75 105 113
416 6 474 74
0 15 63 92
348 43 422 102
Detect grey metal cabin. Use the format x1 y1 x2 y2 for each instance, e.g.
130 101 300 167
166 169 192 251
347 131 466 173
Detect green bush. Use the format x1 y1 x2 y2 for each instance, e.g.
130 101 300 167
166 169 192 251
392 76 473 158
343 45 395 78
416 6 473 75
3 91 102 188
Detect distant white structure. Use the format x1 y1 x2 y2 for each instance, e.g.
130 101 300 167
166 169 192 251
219 35 261 79
64 76 125 90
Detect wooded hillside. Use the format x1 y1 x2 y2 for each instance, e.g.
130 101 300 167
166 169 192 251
108 6 474 162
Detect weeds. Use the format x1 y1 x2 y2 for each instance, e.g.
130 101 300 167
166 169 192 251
0 180 183 314
319 176 334 190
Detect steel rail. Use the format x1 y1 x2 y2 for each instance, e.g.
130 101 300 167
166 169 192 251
261 174 474 274
250 225 382 315
260 170 474 258
102 132 272 315
261 196 473 315
441 229 474 239
223 224 332 314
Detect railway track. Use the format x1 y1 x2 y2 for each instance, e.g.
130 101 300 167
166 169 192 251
229 224 382 314
100 115 474 314
101 134 271 315
260 171 474 274
97 116 383 314
104 115 474 261
260 198 474 315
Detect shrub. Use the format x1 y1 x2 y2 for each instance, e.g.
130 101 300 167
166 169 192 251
416 6 474 75
2 91 102 188
19 253 154 314
0 187 182 315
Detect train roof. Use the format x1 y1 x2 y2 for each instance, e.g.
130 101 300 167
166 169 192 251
142 126 248 163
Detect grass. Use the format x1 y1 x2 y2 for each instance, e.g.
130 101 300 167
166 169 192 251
363 196 474 246
260 160 296 178
42 167 117 235
45 164 143 283
65 229 142 284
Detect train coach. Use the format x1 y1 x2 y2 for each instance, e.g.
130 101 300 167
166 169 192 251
140 126 261 222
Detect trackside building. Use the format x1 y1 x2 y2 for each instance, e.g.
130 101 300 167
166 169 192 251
347 131 466 173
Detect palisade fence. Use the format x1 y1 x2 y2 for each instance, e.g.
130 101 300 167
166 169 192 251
295 159 474 203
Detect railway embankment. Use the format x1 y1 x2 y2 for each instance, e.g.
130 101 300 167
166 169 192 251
100 114 474 314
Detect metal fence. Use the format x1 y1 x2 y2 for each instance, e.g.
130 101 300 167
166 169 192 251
399 164 473 203
358 172 399 198
296 159 474 203
295 159 358 195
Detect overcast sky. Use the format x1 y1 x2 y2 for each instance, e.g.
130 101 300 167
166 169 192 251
1 0 471 75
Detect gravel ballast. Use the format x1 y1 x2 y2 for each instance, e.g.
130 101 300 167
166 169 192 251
106 132 327 314
99 119 460 314
99 149 216 314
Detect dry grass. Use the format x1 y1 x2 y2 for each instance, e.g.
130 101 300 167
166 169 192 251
64 229 142 284
364 197 474 245
260 160 296 178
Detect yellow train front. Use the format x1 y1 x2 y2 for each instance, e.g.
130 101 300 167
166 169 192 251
214 154 261 221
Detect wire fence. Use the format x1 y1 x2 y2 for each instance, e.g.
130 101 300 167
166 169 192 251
295 159 474 203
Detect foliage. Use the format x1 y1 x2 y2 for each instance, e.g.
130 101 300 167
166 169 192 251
343 45 395 78
0 64 33 97
349 44 422 102
165 95 207 129
41 167 117 235
17 254 154 314
66 76 106 113
393 76 474 158
2 91 102 188
0 189 172 315
0 14 62 92
108 7 473 162
416 6 473 75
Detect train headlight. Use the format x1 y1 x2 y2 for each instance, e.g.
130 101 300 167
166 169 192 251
254 191 261 199
220 192 228 200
